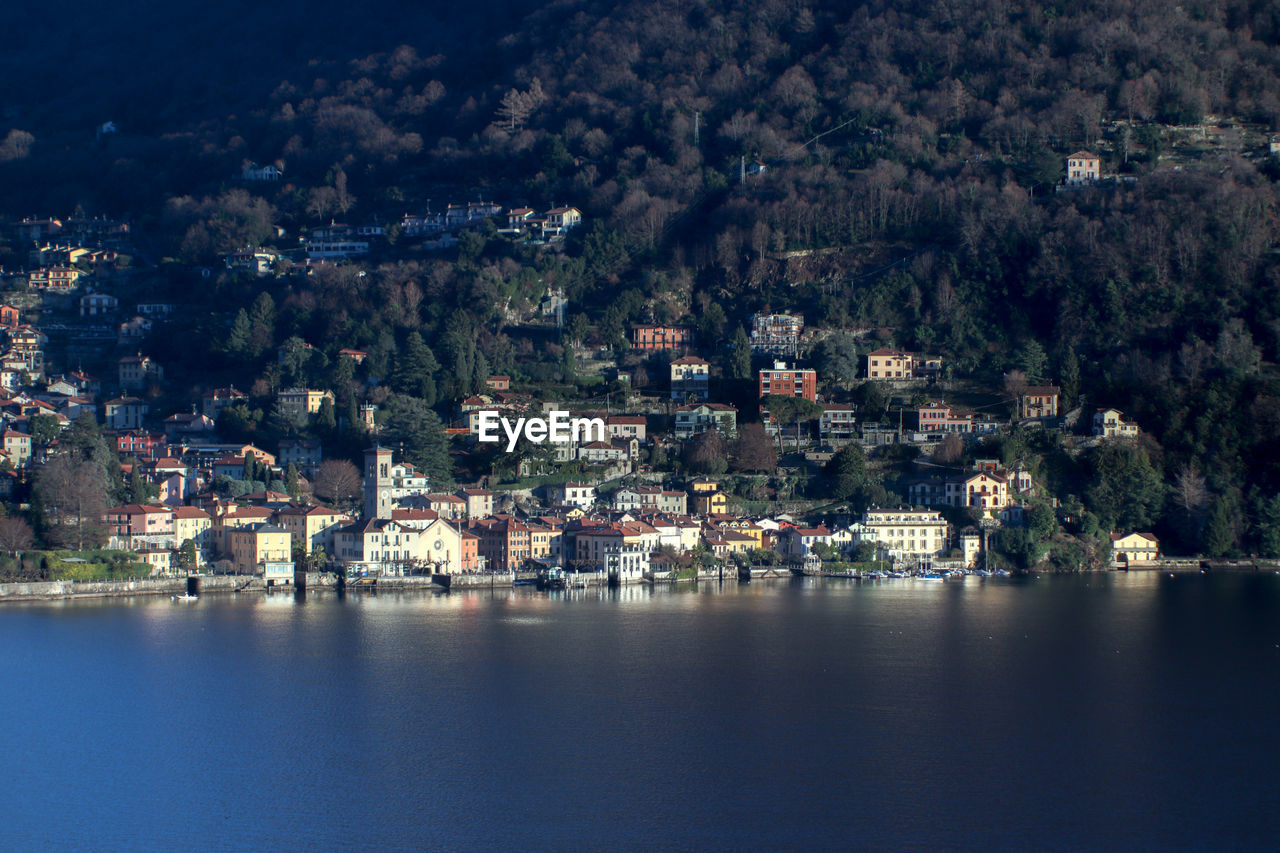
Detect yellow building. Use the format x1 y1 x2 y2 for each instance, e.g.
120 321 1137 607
215 506 275 556
229 523 292 575
276 505 351 557
713 518 763 549
704 531 754 557
692 492 727 516
1111 532 1159 567
172 506 212 563
689 477 720 495
276 387 334 420
528 523 563 562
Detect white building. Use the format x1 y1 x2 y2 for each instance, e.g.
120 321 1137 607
1093 408 1139 439
851 509 949 559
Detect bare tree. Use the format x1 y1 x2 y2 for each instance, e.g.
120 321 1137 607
1174 464 1208 516
932 433 964 465
312 459 362 507
35 453 110 550
731 423 778 473
1003 369 1028 417
0 516 34 556
495 79 546 132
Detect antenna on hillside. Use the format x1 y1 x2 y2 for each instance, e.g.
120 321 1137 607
693 111 701 148
740 156 746 187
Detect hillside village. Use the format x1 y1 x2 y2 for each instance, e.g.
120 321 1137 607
0 157 1185 583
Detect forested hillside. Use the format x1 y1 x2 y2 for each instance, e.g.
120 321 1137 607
3 0 1280 556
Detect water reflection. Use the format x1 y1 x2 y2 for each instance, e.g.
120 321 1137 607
2 573 1279 850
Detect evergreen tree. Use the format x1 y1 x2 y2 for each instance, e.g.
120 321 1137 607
730 326 751 380
1085 444 1166 532
699 302 727 342
812 332 860 388
826 445 869 503
278 336 310 385
331 355 357 406
1059 347 1081 410
285 463 300 498
248 291 276 357
391 331 440 404
128 472 157 505
314 397 337 433
343 398 363 437
381 394 453 487
472 350 491 395
1017 340 1048 385
1028 503 1057 542
227 309 252 359
365 329 396 383
1256 494 1280 557
1202 497 1236 557
63 414 125 501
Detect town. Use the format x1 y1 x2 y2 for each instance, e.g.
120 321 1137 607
0 160 1207 594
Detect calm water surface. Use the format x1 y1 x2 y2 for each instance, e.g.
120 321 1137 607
2 573 1278 851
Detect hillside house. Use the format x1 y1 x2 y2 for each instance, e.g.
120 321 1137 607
1065 151 1101 184
118 354 162 391
866 349 941 381
670 356 710 401
1093 408 1139 439
917 401 973 434
819 405 856 442
1019 386 1061 420
631 325 692 351
675 403 738 439
105 397 149 430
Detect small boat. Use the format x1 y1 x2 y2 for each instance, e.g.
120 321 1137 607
536 567 567 591
916 572 944 581
171 593 198 602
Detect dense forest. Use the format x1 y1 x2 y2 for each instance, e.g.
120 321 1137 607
2 0 1280 559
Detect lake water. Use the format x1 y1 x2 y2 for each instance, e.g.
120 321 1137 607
2 573 1278 851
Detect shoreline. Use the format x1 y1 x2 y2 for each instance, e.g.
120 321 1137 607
1 561 1275 603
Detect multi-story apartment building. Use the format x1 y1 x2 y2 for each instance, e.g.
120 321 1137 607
467 515 533 571
852 509 949 558
230 523 292 575
758 362 817 402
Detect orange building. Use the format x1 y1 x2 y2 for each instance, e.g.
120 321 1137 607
631 325 692 351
